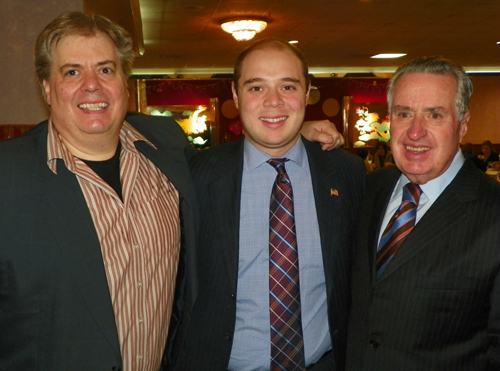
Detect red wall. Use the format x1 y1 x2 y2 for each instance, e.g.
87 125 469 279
144 77 389 144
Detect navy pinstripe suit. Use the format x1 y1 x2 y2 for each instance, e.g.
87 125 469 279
170 137 365 371
346 160 500 370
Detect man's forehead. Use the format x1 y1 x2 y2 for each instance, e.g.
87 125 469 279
52 32 114 52
395 72 457 89
240 51 303 81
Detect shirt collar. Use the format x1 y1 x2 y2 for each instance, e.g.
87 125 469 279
243 136 305 172
47 119 155 174
392 149 465 203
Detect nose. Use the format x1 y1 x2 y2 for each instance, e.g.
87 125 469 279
407 114 427 140
81 71 102 93
264 89 284 108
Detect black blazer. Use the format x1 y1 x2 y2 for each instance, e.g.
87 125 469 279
346 160 500 371
171 137 365 371
0 114 198 371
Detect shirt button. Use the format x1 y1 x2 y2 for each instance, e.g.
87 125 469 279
138 282 142 287
138 318 144 324
133 245 140 250
138 355 144 360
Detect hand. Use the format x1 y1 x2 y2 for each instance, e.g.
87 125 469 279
301 120 344 151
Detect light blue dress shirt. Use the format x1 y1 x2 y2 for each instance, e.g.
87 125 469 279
378 150 465 245
228 138 331 370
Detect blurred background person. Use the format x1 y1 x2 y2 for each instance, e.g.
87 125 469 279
476 140 499 171
371 141 395 170
357 148 373 173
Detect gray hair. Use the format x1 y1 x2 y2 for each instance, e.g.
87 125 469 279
387 56 473 121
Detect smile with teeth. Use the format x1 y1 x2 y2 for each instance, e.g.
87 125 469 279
406 145 430 153
260 116 287 123
78 102 108 111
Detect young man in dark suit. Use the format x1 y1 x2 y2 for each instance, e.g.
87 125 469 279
346 57 500 370
172 38 365 371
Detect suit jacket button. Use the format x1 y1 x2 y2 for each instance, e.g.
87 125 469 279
112 367 122 371
369 339 379 348
225 333 232 341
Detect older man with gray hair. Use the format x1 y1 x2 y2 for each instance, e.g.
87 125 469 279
347 56 500 370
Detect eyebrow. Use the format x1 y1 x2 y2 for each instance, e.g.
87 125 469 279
392 105 446 112
242 76 301 86
59 60 117 72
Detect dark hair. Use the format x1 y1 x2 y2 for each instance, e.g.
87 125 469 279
233 38 310 89
482 140 493 150
387 56 472 121
375 141 389 152
357 148 368 159
35 11 135 99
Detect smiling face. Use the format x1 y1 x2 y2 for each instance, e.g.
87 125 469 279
232 46 310 157
43 32 129 158
389 72 469 184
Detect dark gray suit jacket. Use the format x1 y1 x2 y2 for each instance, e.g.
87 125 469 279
346 160 500 371
172 137 365 371
0 114 198 371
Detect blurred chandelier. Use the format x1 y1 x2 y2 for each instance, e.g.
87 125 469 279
221 19 267 41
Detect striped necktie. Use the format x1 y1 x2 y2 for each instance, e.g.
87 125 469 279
376 182 422 279
267 158 305 371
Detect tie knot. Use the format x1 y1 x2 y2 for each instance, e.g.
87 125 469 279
267 158 289 175
403 182 422 206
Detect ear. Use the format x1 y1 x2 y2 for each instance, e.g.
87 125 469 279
231 81 239 109
459 111 470 142
305 82 311 103
43 80 51 105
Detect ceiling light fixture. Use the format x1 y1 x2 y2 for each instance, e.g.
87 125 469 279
221 19 267 41
371 53 407 59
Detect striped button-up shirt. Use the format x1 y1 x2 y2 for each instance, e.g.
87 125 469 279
47 120 180 371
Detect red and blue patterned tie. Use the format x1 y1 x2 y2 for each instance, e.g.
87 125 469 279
377 182 422 279
268 158 305 371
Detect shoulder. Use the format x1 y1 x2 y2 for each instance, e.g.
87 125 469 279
0 120 47 158
190 139 243 168
303 139 366 180
126 113 187 143
188 140 244 188
461 159 500 195
125 112 196 158
366 166 400 188
302 137 361 163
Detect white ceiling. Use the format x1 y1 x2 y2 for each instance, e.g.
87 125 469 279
87 0 500 77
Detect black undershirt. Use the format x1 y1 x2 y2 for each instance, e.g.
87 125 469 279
81 142 123 200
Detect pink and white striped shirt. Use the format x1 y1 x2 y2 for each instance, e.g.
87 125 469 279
47 120 180 371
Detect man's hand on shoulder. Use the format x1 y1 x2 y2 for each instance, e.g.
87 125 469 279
301 120 344 151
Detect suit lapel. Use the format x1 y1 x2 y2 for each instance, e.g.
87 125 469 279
302 139 343 296
33 157 121 356
376 161 480 283
366 175 399 283
207 141 244 292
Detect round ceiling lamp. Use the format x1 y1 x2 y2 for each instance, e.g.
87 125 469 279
221 19 267 41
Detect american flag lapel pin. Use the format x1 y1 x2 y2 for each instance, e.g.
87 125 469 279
330 188 339 197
